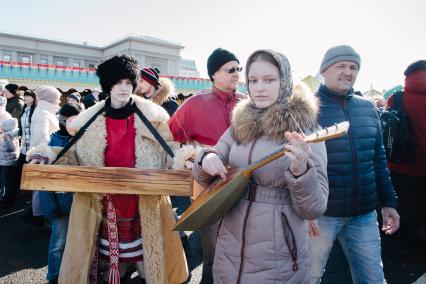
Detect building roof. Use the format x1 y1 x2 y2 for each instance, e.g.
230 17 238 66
0 30 101 49
104 34 184 49
0 30 183 50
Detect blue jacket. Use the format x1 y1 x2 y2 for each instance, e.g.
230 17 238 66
317 85 398 217
39 130 73 219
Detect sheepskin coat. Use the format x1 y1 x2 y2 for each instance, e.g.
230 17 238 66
29 96 188 284
193 82 329 284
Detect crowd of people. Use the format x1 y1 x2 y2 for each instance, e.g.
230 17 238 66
0 45 424 284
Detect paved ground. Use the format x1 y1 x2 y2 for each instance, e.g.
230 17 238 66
1 194 425 284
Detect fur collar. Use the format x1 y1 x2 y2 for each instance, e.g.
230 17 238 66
36 100 60 114
231 83 318 144
69 95 169 130
152 77 175 106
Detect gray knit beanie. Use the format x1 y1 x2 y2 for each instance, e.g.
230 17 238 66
320 45 361 73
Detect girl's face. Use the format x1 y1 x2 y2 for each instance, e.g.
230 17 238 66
110 79 133 107
24 95 34 106
248 60 281 109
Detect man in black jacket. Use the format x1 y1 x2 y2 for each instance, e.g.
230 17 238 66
310 45 399 284
4 83 23 119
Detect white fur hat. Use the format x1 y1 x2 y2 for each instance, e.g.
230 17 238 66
35 86 61 104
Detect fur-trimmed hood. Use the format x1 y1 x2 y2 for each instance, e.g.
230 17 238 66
246 49 293 104
152 77 175 106
231 83 318 144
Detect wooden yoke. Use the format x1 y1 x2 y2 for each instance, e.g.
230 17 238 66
21 164 193 196
21 164 192 284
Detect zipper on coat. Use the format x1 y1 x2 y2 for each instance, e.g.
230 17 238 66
341 100 358 215
281 212 298 272
236 183 256 284
236 140 258 284
216 216 225 239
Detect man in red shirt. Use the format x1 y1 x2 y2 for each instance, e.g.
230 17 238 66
169 48 246 283
387 60 426 256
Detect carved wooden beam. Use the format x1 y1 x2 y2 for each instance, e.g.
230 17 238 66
21 164 192 196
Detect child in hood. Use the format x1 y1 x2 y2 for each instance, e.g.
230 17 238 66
0 118 19 165
0 118 20 205
0 96 12 126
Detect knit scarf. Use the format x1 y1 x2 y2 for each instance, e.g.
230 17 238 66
105 194 120 284
89 195 121 284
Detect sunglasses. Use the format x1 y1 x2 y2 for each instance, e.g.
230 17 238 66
222 67 243 74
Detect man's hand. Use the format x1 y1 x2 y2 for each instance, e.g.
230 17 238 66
184 160 194 169
66 115 78 136
308 220 320 237
28 154 49 165
381 207 400 235
29 159 46 165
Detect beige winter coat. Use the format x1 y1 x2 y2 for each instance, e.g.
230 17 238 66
28 96 188 284
193 82 329 284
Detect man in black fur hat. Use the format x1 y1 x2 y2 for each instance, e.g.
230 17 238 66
28 55 188 284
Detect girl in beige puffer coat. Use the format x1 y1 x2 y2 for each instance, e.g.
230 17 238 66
192 49 329 284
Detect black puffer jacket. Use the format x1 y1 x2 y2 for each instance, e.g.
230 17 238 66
6 95 24 119
317 84 398 217
161 98 179 117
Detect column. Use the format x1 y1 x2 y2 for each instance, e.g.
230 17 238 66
34 54 41 64
11 51 18 62
167 59 174 76
139 55 146 68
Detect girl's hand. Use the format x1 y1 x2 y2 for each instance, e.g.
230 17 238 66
202 153 228 181
284 132 311 177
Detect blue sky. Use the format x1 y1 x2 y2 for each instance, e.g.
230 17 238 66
3 0 425 91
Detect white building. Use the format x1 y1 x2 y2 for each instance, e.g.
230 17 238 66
0 32 191 76
179 59 200 77
0 32 251 95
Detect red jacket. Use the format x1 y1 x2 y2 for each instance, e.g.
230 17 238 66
387 70 426 176
168 86 246 146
